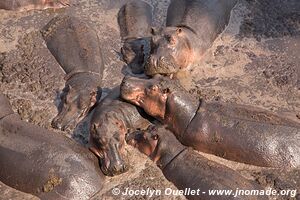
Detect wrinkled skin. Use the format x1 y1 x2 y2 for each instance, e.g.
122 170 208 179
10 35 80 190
145 0 238 76
121 75 300 168
121 38 152 74
118 1 153 74
89 87 152 176
0 0 70 11
0 94 104 200
126 126 266 200
146 27 195 76
121 75 169 121
51 77 100 131
42 16 104 131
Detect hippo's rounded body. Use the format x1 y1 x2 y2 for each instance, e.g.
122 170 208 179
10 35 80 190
118 1 153 74
42 16 104 131
0 94 104 200
184 102 300 168
145 0 238 75
89 86 152 176
120 75 300 169
126 126 267 200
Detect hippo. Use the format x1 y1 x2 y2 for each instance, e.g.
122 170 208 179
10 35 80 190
145 0 237 76
120 75 300 168
0 0 69 11
118 1 153 74
42 15 104 131
126 126 267 200
0 94 104 199
89 86 152 176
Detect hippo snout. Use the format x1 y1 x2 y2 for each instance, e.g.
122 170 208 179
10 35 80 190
112 162 128 175
145 54 179 76
101 158 129 176
51 115 75 132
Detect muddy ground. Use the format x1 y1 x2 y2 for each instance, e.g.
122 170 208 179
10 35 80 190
0 0 299 199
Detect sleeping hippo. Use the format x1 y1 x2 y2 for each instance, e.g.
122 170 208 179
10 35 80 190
0 0 69 11
118 0 153 74
120 75 300 168
126 126 267 200
145 0 237 76
89 86 152 176
42 15 104 131
0 94 104 199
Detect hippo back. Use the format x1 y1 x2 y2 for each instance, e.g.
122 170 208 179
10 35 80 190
0 113 104 199
166 0 237 44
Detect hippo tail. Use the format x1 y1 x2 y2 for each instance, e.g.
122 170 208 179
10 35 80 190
0 94 14 119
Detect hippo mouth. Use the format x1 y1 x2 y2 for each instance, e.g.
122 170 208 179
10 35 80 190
52 106 90 131
91 146 128 176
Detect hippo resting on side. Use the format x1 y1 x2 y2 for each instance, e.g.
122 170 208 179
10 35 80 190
126 126 267 200
118 0 153 74
0 0 69 11
120 75 300 168
145 0 237 76
42 15 104 131
89 86 152 176
0 94 104 199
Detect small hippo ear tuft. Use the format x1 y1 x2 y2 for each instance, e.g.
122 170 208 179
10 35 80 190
150 85 159 92
163 88 170 94
89 90 97 105
176 28 182 34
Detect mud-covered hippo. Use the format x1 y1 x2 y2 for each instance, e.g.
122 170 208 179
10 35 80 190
89 86 152 176
145 0 237 76
0 0 69 11
118 1 153 74
0 94 104 199
120 75 300 168
42 15 104 131
126 126 267 200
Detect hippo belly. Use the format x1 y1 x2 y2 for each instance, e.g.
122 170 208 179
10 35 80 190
0 114 104 199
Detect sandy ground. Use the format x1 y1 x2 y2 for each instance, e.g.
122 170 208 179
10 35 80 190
0 0 299 199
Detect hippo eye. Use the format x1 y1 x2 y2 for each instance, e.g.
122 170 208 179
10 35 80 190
151 134 159 140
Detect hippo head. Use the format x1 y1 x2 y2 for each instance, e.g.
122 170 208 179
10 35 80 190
120 75 169 121
126 125 186 168
121 38 151 74
89 118 128 176
121 75 199 135
52 84 99 131
145 27 194 76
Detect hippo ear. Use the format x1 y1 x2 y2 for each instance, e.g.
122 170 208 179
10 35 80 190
150 85 159 92
89 90 97 106
163 88 170 94
89 146 104 159
151 27 159 36
176 28 182 34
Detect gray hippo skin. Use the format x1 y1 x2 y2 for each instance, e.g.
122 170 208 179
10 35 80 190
120 75 300 168
42 15 104 131
89 86 152 176
0 0 69 11
146 0 237 75
126 126 267 200
118 1 153 74
0 94 104 200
